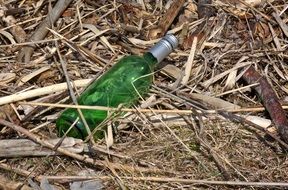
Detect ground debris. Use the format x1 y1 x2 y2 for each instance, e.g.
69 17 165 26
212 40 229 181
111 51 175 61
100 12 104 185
0 0 288 189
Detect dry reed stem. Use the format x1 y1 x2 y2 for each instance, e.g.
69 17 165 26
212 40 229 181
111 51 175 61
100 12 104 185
41 175 288 187
20 101 288 114
0 79 91 105
182 37 198 85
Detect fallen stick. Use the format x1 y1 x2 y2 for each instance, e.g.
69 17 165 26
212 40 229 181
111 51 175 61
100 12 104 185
17 0 73 62
242 66 288 143
0 79 92 106
0 137 86 157
3 161 286 187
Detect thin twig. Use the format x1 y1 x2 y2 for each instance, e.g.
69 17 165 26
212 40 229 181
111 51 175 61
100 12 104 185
41 175 288 187
56 40 94 143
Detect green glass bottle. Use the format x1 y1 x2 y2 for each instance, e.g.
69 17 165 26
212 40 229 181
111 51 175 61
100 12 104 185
56 34 178 139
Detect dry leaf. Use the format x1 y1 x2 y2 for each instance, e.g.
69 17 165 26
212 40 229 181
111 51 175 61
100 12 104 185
37 69 59 85
241 115 275 132
224 56 249 90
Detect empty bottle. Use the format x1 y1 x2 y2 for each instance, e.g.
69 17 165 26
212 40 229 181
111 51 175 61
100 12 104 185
56 34 178 139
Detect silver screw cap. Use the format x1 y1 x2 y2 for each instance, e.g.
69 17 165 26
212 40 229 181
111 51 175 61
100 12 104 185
149 34 178 63
163 34 178 49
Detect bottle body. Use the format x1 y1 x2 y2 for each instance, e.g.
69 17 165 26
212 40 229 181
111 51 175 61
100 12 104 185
56 34 178 139
56 53 157 139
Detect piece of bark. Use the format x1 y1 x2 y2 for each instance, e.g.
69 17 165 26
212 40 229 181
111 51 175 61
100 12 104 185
242 66 288 143
148 0 185 39
17 0 73 63
0 137 86 157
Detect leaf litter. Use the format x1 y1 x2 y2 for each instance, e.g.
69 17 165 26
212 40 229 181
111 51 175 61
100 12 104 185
0 0 288 189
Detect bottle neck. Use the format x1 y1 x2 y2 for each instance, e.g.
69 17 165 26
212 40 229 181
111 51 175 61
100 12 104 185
143 52 158 67
148 34 178 63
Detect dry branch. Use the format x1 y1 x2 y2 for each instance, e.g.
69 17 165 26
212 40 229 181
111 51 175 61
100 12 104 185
242 66 288 143
17 0 73 62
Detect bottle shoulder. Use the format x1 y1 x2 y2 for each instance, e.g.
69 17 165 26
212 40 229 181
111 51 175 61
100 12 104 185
117 55 148 66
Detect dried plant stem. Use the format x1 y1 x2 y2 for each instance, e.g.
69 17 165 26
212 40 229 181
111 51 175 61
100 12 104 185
0 38 61 48
181 37 198 85
242 66 288 143
215 83 259 97
19 101 288 114
0 162 38 180
0 79 92 106
42 175 288 187
2 164 287 188
56 41 94 144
